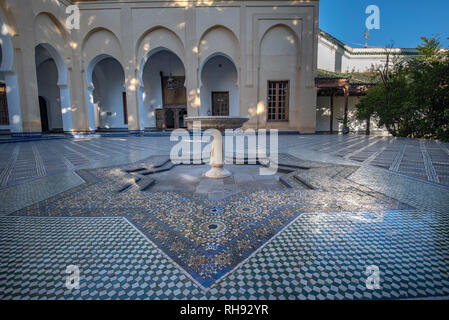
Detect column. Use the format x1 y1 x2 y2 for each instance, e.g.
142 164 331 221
14 1 40 134
58 84 73 132
343 84 350 134
184 5 200 117
121 4 142 132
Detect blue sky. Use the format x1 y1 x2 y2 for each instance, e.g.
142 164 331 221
319 0 449 49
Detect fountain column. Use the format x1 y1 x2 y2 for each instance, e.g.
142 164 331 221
185 116 249 179
206 129 230 178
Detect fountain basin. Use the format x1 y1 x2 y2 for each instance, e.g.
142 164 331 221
185 116 249 179
185 116 249 132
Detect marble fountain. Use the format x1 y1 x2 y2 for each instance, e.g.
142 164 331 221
185 116 250 179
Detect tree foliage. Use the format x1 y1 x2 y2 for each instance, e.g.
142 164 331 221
355 36 449 141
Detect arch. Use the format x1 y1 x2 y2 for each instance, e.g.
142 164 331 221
199 51 239 87
85 55 126 131
139 48 186 129
258 24 300 125
259 23 299 62
82 27 123 68
35 43 72 132
136 26 185 84
35 43 68 86
200 53 239 117
34 12 68 46
198 25 240 69
86 54 117 88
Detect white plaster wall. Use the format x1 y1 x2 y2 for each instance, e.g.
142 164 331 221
92 58 126 129
200 55 239 116
141 51 185 128
34 13 66 59
317 35 413 73
136 27 185 80
318 41 337 72
259 25 298 127
198 26 240 70
36 59 63 131
316 95 387 133
196 7 240 42
341 55 385 73
3 0 320 133
83 29 123 69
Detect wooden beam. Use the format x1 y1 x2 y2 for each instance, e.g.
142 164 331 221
330 90 334 134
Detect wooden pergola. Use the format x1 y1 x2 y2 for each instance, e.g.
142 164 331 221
315 70 376 134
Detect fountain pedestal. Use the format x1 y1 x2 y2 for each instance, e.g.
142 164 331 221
185 116 249 179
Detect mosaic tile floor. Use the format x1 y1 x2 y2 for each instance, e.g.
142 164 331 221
1 135 449 300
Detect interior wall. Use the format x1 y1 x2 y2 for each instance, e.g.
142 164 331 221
200 55 239 116
36 59 63 131
316 95 387 133
92 58 126 129
141 50 185 128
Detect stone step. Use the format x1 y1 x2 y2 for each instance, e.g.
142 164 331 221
276 165 297 174
123 158 171 173
140 162 176 176
293 174 317 190
279 176 295 188
115 183 133 193
276 162 311 170
137 177 156 191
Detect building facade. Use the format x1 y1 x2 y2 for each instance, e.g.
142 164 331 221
0 0 319 135
316 30 418 134
0 0 418 136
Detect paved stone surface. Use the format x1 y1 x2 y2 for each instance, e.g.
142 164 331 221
0 134 448 300
1 135 449 188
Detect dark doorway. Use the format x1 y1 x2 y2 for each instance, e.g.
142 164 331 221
165 109 175 129
179 110 187 128
212 92 229 116
122 92 128 125
39 96 49 133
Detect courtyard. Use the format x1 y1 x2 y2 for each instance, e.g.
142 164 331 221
1 134 449 300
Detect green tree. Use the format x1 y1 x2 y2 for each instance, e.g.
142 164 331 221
356 36 449 141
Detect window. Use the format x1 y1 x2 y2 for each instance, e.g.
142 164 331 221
267 81 289 121
0 83 9 125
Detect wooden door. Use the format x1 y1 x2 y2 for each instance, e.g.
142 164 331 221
212 92 229 116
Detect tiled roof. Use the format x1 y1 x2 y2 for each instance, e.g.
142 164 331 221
319 29 419 56
317 69 379 85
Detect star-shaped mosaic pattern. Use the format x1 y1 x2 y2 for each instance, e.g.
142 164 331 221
12 155 412 287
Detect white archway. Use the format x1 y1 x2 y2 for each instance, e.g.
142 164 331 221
199 53 239 116
136 27 185 129
86 55 127 131
139 48 186 128
35 43 72 133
